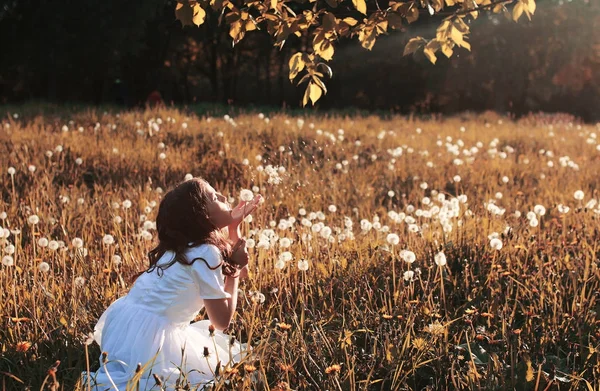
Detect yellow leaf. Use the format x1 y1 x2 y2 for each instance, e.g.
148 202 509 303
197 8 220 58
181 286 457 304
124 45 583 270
376 20 388 34
403 37 426 56
308 82 322 105
59 316 68 327
450 26 464 46
271 0 277 8
512 2 524 21
343 17 358 26
340 257 348 269
192 4 206 26
424 40 440 64
387 12 404 29
386 344 394 362
318 41 335 61
441 42 453 58
352 0 367 15
175 2 196 27
358 27 377 50
431 0 444 11
527 0 536 14
288 52 305 81
525 357 534 382
340 329 353 347
405 4 419 23
245 20 256 31
302 84 310 106
229 20 243 41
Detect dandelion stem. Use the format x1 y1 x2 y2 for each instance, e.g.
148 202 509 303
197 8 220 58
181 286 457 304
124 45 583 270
85 344 91 391
102 360 119 391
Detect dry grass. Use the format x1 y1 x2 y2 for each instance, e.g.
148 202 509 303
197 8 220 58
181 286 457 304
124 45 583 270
1 106 599 390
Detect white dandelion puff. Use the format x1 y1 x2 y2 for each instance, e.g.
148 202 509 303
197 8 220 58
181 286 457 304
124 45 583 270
240 189 254 202
434 252 447 266
386 233 400 246
298 259 309 271
490 238 503 250
72 238 84 249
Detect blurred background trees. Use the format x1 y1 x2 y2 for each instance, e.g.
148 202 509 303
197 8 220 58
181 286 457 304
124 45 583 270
0 0 597 120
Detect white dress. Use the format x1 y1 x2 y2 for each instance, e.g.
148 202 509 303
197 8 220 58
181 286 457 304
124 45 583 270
85 244 245 390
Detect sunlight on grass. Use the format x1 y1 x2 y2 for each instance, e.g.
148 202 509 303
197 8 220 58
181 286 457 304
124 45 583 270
0 107 599 390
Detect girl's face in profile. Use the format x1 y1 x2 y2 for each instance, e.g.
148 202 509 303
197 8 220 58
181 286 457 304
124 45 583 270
202 181 233 229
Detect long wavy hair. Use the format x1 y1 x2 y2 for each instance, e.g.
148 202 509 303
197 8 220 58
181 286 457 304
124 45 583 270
145 178 236 277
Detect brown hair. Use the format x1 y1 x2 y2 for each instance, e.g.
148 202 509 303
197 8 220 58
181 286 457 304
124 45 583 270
145 178 237 277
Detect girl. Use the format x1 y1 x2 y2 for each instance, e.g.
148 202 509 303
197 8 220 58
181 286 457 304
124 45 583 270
86 177 262 390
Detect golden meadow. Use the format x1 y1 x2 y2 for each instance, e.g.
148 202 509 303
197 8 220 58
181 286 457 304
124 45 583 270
1 106 599 390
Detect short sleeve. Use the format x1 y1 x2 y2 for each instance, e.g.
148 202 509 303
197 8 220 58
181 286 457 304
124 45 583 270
188 245 231 300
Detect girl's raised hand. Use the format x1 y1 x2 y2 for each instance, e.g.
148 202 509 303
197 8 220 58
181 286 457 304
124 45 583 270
229 194 262 228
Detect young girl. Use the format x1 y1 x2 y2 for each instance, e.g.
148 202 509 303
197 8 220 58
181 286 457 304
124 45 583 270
86 177 262 390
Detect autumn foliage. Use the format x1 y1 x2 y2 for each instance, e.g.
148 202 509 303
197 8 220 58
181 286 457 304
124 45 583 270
175 0 537 105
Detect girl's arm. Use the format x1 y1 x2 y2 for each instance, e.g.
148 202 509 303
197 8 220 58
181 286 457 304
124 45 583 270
203 241 249 331
203 271 245 330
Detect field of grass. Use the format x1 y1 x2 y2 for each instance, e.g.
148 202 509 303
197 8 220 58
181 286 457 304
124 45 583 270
1 106 599 390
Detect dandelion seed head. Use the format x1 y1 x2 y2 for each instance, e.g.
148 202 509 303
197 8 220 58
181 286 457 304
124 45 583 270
38 262 50 273
274 259 286 270
434 252 447 266
74 276 86 287
240 189 254 202
386 233 400 246
48 240 59 251
401 250 416 264
533 204 546 216
2 255 14 266
72 238 84 249
490 238 503 250
4 244 15 255
297 259 309 271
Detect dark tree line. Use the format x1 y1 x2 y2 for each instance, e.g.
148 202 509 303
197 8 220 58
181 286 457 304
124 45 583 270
0 0 598 120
